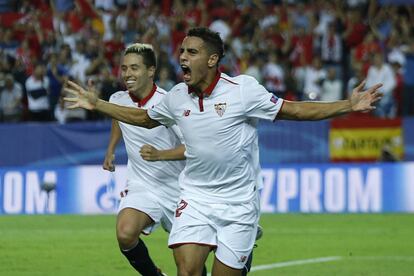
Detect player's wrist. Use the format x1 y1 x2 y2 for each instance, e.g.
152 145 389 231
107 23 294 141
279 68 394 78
95 99 105 111
347 99 355 112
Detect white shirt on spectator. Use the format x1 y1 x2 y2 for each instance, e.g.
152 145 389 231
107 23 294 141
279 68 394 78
366 63 396 95
25 76 50 111
209 20 231 42
321 79 342 102
263 62 285 92
0 82 23 116
304 66 327 100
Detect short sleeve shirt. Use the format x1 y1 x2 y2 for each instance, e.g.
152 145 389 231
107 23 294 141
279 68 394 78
110 85 184 200
148 73 283 203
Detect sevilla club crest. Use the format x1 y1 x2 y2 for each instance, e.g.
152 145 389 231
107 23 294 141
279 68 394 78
214 102 227 117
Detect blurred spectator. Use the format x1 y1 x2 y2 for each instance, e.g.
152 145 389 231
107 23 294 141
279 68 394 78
321 67 342 102
15 38 37 76
53 0 75 13
25 62 51 121
320 23 343 78
46 52 68 114
0 0 413 124
97 66 122 101
387 30 406 68
262 52 285 97
54 93 86 124
291 2 310 30
365 52 396 118
352 31 381 71
402 38 414 116
390 60 403 117
0 74 23 122
209 17 231 43
303 57 327 100
244 54 264 84
347 62 365 95
156 66 175 92
313 1 336 37
0 28 19 57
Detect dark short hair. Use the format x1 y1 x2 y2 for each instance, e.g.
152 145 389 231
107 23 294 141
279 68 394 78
124 43 156 68
187 27 224 63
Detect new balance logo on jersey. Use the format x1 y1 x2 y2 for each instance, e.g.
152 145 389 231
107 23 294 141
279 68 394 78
270 95 278 104
214 102 227 117
183 110 191 117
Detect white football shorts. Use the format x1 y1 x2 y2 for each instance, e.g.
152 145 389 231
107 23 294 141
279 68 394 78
118 188 176 235
168 196 260 269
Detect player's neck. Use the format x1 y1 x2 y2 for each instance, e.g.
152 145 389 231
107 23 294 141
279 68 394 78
191 69 219 95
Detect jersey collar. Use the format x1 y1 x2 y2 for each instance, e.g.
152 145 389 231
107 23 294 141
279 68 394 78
129 83 157 107
188 71 221 97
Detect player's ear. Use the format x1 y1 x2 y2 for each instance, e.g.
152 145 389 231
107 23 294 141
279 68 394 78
207 53 219 68
148 66 156 78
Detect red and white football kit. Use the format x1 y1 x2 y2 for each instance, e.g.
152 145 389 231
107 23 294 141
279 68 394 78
111 84 184 234
148 73 283 268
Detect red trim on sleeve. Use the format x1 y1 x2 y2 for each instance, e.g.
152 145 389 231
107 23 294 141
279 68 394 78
273 99 285 122
220 76 239 85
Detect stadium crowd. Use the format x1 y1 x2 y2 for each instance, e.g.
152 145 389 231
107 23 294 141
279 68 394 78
0 0 413 123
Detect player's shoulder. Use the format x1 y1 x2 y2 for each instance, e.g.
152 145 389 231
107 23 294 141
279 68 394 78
219 73 241 86
231 74 260 85
168 82 188 95
155 85 168 95
109 90 128 103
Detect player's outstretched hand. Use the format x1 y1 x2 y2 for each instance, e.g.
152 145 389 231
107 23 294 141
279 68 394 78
350 80 383 112
140 144 160 161
103 153 115 172
64 80 98 110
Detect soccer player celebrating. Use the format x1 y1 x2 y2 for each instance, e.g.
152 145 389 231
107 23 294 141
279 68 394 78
65 28 382 276
103 43 185 276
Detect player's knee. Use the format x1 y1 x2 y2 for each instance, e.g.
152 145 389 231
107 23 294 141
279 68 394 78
116 226 139 248
177 266 199 276
176 260 202 276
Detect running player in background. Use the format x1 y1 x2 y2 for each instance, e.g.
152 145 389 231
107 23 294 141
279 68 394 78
64 27 382 276
104 43 185 276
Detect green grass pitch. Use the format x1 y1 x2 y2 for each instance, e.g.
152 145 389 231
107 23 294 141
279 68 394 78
1 214 413 275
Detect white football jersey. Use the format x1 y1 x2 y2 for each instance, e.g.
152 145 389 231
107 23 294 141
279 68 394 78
110 84 184 201
148 73 283 203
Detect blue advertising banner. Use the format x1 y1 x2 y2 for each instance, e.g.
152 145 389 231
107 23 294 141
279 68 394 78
1 163 413 215
1 118 413 166
260 163 414 213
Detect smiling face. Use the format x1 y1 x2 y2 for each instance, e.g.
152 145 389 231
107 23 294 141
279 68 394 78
179 36 219 92
121 53 155 98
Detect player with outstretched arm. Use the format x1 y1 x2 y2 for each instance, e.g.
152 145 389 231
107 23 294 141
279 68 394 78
65 27 382 276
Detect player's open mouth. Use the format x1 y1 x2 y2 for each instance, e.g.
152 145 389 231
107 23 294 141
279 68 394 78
181 65 191 82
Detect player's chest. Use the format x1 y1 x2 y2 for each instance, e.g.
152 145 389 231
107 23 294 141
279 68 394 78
175 94 244 131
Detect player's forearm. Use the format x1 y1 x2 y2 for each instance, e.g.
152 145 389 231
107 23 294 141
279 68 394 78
158 144 186 161
279 100 352 121
95 99 160 128
106 120 122 155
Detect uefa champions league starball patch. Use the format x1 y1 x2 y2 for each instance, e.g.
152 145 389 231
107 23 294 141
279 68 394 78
270 95 278 104
214 102 227 117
